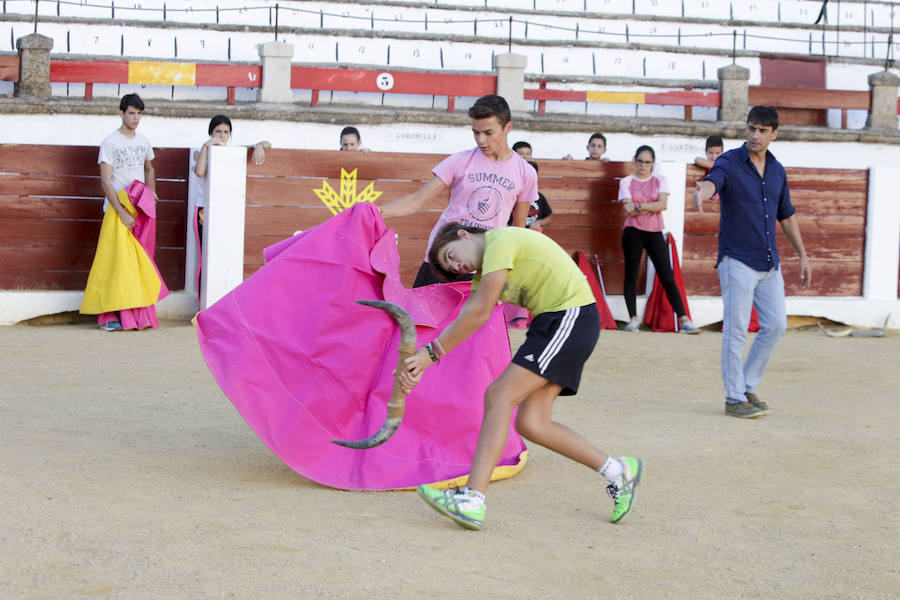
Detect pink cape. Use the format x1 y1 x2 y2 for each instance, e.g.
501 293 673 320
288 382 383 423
196 203 527 490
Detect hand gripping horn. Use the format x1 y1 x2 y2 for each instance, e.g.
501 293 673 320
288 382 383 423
331 300 417 449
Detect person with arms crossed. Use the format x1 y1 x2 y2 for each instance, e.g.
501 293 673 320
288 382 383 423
619 145 699 334
379 95 535 287
693 106 811 418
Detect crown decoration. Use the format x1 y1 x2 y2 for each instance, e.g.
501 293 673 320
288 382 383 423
314 168 382 216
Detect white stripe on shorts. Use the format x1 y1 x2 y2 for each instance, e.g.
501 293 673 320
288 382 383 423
537 306 580 374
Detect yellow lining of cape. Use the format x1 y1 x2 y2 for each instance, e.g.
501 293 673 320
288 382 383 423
393 449 528 491
80 189 162 315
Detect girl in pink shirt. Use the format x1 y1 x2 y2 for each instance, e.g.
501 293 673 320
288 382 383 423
618 145 699 334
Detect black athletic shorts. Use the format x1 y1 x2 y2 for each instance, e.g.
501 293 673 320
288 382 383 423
511 303 600 396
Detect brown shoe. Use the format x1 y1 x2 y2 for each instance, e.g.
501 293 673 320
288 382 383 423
744 392 770 412
725 401 763 418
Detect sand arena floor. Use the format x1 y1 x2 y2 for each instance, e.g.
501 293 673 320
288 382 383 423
0 320 898 599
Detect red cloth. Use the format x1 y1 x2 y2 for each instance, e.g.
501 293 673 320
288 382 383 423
721 306 760 332
642 232 691 333
749 306 760 332
574 251 617 330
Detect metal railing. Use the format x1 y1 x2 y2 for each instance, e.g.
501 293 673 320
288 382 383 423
3 0 897 63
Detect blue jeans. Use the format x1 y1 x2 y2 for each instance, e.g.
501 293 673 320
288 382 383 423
718 256 787 404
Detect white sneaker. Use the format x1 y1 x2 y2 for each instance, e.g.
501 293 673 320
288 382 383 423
679 318 701 334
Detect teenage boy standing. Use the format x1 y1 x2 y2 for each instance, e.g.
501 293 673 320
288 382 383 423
693 106 811 418
380 95 536 287
93 93 159 331
99 94 156 232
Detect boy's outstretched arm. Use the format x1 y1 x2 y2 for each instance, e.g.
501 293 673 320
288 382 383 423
380 176 448 219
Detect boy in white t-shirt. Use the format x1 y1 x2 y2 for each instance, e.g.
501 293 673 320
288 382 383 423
95 93 157 331
379 95 538 287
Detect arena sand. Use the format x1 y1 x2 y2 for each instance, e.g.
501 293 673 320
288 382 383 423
0 320 897 599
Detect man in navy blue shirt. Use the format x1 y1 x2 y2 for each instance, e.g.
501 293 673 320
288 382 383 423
693 106 811 418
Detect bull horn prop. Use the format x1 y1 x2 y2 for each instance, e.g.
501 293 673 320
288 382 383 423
331 300 417 449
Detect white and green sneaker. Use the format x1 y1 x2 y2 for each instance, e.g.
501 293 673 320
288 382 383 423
417 485 486 530
607 457 643 524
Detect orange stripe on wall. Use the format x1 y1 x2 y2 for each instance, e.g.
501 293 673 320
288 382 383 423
585 91 646 104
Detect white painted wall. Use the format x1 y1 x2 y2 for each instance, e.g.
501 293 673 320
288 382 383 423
863 167 900 303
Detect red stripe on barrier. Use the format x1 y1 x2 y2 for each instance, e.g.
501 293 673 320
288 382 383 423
50 60 129 84
644 90 721 107
291 66 495 97
523 88 588 102
196 64 262 88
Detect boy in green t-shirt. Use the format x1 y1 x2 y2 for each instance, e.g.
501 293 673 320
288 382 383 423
399 223 643 531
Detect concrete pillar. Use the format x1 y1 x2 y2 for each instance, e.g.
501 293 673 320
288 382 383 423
717 64 750 123
862 167 900 301
257 41 295 103
14 33 53 99
201 146 248 310
493 53 527 113
185 150 203 296
865 70 900 131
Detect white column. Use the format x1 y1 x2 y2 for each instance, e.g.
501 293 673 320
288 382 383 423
184 149 201 296
863 167 900 301
257 41 295 103
643 161 687 292
201 146 247 310
659 161 686 259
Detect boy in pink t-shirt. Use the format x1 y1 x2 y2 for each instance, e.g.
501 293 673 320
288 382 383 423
380 95 538 287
